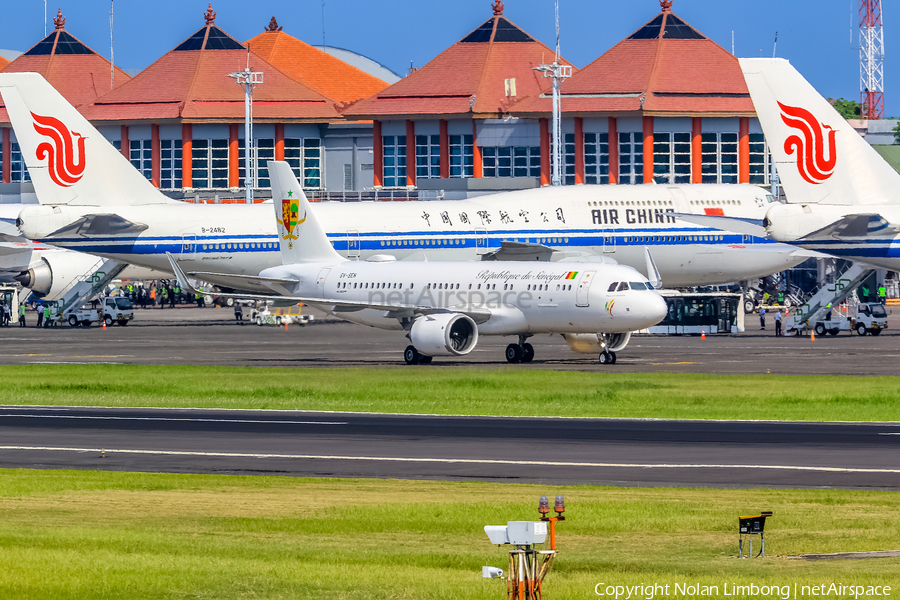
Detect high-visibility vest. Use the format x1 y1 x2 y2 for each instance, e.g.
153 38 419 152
19 306 25 316
43 307 50 317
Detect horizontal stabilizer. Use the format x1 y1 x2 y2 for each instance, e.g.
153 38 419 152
799 214 900 240
46 214 149 238
672 213 767 237
482 241 554 262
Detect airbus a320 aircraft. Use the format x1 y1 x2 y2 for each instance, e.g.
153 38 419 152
168 162 668 365
686 58 900 269
0 72 811 292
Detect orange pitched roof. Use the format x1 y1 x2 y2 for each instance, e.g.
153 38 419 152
245 19 389 104
344 4 575 119
0 56 9 70
0 10 131 124
83 11 340 124
513 8 754 117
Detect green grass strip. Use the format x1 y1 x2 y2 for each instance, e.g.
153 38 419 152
0 469 898 599
1 364 899 421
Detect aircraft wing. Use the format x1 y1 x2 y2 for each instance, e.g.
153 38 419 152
798 214 900 240
183 270 300 295
672 213 767 237
482 241 554 262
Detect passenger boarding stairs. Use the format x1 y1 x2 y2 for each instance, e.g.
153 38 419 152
53 258 127 318
784 262 873 332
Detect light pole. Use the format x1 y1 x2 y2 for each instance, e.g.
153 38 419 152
534 0 571 186
228 61 263 202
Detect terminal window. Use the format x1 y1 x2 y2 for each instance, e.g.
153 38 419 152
416 135 441 179
130 139 152 182
701 132 739 184
482 146 540 178
748 133 770 185
618 132 644 184
564 133 576 185
284 138 322 189
191 139 229 189
10 142 30 182
449 135 474 178
584 132 610 184
653 132 691 184
160 139 182 189
382 136 407 187
238 138 275 189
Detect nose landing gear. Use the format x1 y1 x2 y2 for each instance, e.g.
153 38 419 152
505 334 535 364
598 350 617 365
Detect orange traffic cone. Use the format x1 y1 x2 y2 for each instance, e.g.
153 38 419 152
701 329 706 340
810 329 815 341
284 319 289 331
102 319 107 331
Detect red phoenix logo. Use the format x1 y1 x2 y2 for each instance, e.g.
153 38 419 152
778 102 837 185
31 112 86 187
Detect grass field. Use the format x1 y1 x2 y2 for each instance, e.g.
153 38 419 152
0 469 897 599
2 364 900 422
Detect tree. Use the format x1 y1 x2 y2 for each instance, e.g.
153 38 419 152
894 121 900 145
829 98 862 120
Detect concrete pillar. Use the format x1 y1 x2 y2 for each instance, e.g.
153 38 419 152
608 117 618 184
373 120 383 187
1 128 9 184
439 119 449 179
405 120 416 187
539 118 550 186
574 117 584 185
739 116 750 184
228 123 239 188
181 123 193 189
151 124 161 188
472 120 482 179
275 124 285 161
642 115 654 184
692 117 702 184
120 125 129 160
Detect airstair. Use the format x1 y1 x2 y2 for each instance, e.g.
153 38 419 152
784 262 874 332
52 258 127 318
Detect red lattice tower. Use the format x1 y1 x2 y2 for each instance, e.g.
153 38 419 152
860 0 885 120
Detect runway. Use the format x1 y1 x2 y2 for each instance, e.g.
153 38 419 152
1 405 898 490
1 305 900 375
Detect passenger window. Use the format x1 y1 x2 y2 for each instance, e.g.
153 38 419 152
608 282 618 292
617 282 629 292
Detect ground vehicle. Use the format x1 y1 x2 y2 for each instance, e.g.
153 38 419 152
812 303 888 337
249 302 314 327
648 292 744 335
0 285 18 325
66 297 134 327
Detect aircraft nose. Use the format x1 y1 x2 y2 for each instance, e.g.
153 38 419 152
647 292 668 325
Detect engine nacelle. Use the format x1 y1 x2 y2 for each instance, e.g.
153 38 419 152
410 313 479 357
15 251 102 301
564 332 632 354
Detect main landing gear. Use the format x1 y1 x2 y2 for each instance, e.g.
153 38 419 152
598 350 617 365
404 345 433 365
506 334 535 364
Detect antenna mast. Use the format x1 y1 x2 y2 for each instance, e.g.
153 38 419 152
860 0 885 119
110 1 115 90
534 0 571 186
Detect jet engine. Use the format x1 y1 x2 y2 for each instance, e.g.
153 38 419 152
410 313 479 357
15 251 103 300
563 332 632 354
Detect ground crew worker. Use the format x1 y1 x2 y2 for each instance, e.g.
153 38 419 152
763 292 770 305
878 284 887 305
234 301 243 324
36 305 43 327
18 304 25 327
774 309 782 337
759 306 766 330
42 305 51 328
861 286 870 302
168 285 175 308
777 291 784 305
196 288 205 308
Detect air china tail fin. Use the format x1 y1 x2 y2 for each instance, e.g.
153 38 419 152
268 160 343 265
741 58 900 207
0 73 174 207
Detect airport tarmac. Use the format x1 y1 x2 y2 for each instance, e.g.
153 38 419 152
0 304 899 375
0 405 898 490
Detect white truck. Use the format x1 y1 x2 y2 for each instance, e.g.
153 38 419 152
66 297 135 327
249 302 314 327
812 303 889 337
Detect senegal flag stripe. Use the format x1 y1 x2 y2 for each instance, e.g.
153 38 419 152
565 271 578 280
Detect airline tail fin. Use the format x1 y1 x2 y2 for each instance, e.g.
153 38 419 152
740 58 900 206
0 72 174 207
268 160 343 265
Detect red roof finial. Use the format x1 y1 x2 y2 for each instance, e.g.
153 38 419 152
266 16 282 32
492 0 504 16
660 0 673 13
53 8 66 31
204 3 216 25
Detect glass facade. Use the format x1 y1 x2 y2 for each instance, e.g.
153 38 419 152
653 132 691 184
160 139 182 189
415 135 441 179
10 142 30 182
130 139 152 181
482 146 540 178
449 134 474 178
283 138 322 189
748 133 770 185
584 132 610 184
382 135 407 187
191 139 229 189
618 132 644 184
701 132 739 184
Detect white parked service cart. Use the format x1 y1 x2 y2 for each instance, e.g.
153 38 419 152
66 297 135 327
250 302 313 327
811 303 889 337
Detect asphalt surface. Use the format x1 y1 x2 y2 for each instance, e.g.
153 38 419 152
0 405 898 489
0 304 899 375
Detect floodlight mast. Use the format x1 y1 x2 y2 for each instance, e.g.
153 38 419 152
534 0 571 187
228 60 264 202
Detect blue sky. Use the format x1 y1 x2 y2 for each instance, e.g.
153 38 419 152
0 0 894 116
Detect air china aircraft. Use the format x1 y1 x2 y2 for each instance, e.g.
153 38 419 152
685 58 900 269
167 162 667 365
0 73 810 291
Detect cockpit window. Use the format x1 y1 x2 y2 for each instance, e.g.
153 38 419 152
629 282 647 290
766 194 777 203
617 282 629 292
608 282 618 292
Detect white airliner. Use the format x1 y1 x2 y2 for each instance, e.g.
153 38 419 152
0 72 810 294
686 58 900 270
167 162 667 365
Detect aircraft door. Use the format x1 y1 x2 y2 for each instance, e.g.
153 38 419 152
181 235 197 257
346 230 360 259
575 271 596 307
315 268 331 299
475 228 489 255
603 229 616 253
